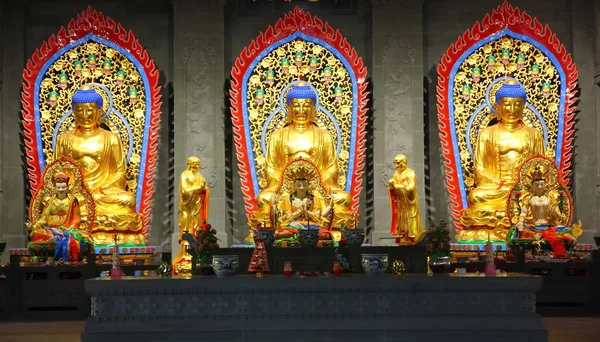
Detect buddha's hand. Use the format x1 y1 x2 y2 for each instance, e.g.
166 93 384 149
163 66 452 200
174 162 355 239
516 221 524 231
387 179 395 188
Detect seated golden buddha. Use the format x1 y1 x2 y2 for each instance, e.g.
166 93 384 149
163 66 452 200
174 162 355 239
459 80 545 242
54 86 143 246
507 156 581 257
253 82 355 231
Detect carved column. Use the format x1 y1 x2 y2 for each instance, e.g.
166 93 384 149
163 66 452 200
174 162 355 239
1 1 25 262
371 0 425 245
172 0 228 252
593 0 600 240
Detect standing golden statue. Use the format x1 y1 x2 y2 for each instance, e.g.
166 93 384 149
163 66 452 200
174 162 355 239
173 156 209 268
54 86 143 246
388 154 424 245
459 80 545 242
253 81 355 231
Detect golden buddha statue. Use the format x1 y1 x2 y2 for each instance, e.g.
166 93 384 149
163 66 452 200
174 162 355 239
388 154 424 245
507 156 582 257
459 80 545 242
253 81 355 230
173 156 209 271
54 85 143 246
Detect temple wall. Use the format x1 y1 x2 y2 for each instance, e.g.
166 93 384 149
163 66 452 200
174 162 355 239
0 0 598 258
425 0 599 242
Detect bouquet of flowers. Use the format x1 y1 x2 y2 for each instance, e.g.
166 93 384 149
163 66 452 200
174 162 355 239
195 224 220 265
425 219 451 260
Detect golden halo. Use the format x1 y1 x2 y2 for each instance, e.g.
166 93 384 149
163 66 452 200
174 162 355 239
518 156 558 193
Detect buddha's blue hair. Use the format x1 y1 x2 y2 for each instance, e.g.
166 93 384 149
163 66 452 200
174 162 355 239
72 88 103 108
495 82 526 104
286 84 317 105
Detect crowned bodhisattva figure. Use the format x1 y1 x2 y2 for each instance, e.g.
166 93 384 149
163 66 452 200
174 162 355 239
253 82 356 232
29 171 94 261
54 86 143 246
459 80 545 242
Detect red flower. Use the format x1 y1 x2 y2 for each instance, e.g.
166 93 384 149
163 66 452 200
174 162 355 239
432 237 439 242
210 229 217 234
515 191 522 199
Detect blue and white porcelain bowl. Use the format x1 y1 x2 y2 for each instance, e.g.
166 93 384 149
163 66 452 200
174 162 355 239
361 254 389 276
212 255 239 278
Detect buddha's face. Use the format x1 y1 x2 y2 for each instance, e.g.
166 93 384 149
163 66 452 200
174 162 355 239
293 179 309 195
393 156 407 172
287 98 315 125
187 158 200 171
54 181 68 197
74 102 102 129
496 97 524 125
532 179 545 196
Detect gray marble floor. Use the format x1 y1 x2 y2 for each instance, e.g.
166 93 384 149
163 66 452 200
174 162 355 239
0 318 598 342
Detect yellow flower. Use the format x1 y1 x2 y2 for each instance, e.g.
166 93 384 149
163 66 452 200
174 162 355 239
260 58 272 68
312 46 323 55
464 176 474 187
460 149 470 161
248 109 259 120
68 50 78 59
134 109 145 119
276 48 285 57
338 175 347 188
255 154 266 166
294 41 304 51
483 45 493 54
250 75 261 85
130 154 141 164
105 49 115 58
520 43 532 52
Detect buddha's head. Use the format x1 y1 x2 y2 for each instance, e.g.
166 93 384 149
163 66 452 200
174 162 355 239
72 85 103 130
531 166 546 196
494 80 526 125
393 154 407 173
53 172 70 198
285 82 317 126
187 156 200 171
293 177 310 197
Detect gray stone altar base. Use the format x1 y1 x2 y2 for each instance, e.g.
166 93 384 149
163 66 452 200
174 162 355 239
82 274 546 342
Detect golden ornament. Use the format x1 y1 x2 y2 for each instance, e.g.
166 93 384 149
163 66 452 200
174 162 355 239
391 260 406 276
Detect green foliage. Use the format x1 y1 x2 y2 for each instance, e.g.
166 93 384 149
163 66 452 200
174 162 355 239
195 224 220 265
425 219 452 260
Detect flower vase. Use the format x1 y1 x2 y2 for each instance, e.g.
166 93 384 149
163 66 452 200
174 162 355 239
198 264 215 276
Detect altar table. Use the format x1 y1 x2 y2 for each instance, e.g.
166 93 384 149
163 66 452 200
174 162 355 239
82 274 546 342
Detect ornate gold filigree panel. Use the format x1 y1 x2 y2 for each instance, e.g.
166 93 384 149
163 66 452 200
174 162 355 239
452 37 560 191
39 41 146 193
245 40 353 190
